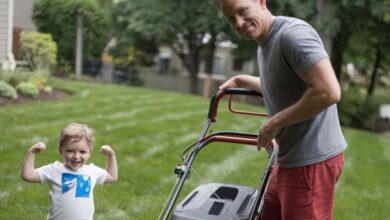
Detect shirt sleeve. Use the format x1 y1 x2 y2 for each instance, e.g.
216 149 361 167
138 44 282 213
37 163 54 183
280 22 328 78
90 164 108 184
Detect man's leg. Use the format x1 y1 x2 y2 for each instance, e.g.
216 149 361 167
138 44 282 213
278 153 344 220
259 166 282 220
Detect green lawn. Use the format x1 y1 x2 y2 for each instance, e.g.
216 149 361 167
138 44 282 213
0 78 389 220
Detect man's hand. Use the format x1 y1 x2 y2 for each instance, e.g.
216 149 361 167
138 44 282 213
257 118 280 151
219 76 240 92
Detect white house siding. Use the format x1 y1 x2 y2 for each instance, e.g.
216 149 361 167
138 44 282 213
0 0 10 65
14 0 35 31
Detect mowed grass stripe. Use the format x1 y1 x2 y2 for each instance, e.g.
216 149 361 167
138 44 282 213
5 94 185 133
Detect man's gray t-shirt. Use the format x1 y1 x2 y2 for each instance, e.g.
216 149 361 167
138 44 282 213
257 16 347 168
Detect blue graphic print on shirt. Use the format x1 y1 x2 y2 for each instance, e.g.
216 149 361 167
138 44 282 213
61 173 91 198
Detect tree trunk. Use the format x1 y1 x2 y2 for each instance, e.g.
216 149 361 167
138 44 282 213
186 39 201 95
202 74 213 97
75 9 84 78
189 54 200 94
101 37 117 82
170 34 200 94
330 29 349 82
203 34 217 97
204 34 216 74
367 45 382 97
315 0 333 55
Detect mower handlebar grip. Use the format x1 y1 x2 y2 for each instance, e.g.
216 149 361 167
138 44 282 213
208 88 263 122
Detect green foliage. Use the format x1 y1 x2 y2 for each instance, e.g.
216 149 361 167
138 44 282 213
338 87 380 128
20 31 57 71
0 70 14 83
29 70 51 90
0 70 52 97
16 82 39 98
0 69 30 86
33 0 110 65
0 69 51 87
128 65 143 86
268 0 315 19
343 0 390 95
0 81 18 99
52 64 74 78
113 0 227 90
67 73 99 82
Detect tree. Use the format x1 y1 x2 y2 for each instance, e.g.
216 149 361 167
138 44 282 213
363 1 390 97
33 0 110 66
310 0 389 85
344 1 390 97
114 0 227 94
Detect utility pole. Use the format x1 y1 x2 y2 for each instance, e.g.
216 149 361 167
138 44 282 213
75 8 83 78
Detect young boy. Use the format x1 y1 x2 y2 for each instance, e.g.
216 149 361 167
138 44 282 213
21 123 118 220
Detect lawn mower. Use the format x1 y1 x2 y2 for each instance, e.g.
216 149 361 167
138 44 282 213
159 88 276 220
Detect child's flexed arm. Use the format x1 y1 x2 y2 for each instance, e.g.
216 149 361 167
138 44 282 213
21 142 46 183
100 145 118 183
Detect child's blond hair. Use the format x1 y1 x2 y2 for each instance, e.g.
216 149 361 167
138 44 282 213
59 123 94 149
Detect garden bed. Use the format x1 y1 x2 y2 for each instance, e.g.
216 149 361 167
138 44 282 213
0 89 69 106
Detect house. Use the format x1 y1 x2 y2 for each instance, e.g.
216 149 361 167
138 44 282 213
0 0 35 70
140 41 257 95
0 0 15 70
156 41 257 78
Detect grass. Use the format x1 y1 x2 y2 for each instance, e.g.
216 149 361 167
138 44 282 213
0 78 389 220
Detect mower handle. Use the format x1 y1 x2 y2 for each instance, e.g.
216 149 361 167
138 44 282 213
200 132 258 146
208 88 265 122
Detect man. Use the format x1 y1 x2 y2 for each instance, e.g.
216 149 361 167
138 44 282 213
214 0 347 219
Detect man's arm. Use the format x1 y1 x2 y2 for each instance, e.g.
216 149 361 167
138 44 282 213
258 58 341 149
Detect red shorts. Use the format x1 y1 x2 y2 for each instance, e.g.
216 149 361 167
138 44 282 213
259 153 344 220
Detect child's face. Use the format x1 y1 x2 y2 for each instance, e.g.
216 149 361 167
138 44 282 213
60 138 91 171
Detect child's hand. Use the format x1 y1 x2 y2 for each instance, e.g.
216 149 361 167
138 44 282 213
29 142 46 154
100 145 115 157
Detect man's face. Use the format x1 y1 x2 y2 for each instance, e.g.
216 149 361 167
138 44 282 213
220 0 265 41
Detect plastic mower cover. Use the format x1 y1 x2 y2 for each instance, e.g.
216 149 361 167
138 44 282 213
173 183 258 220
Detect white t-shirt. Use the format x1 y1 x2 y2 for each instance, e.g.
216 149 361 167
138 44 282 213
37 161 107 220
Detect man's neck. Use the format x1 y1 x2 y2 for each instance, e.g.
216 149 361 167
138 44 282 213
256 12 274 46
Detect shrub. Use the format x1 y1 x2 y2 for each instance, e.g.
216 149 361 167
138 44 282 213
0 70 30 86
16 82 39 98
8 71 31 87
0 81 18 99
29 70 50 90
19 31 57 71
52 64 73 78
0 70 13 82
338 87 380 128
0 70 53 98
43 85 53 93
